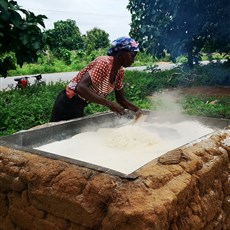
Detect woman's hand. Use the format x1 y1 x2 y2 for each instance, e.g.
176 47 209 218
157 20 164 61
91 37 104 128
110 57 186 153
135 109 144 120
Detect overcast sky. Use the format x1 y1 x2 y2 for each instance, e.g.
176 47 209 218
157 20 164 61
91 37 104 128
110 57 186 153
16 0 131 41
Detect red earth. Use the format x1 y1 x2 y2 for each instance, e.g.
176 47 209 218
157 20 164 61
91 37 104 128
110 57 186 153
179 86 230 96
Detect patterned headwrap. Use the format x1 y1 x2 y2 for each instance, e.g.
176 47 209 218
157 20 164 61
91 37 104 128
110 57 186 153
107 37 139 56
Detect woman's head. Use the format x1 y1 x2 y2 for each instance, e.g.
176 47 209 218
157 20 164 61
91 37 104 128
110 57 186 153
107 37 139 56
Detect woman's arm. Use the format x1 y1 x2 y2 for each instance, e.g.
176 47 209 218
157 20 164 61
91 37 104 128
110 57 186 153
115 89 143 118
75 72 125 115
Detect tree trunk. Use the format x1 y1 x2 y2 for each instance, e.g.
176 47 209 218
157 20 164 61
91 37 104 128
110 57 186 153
188 47 193 69
187 43 194 68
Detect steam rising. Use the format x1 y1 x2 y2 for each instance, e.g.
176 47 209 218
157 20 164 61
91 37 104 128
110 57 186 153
36 89 216 174
149 89 186 123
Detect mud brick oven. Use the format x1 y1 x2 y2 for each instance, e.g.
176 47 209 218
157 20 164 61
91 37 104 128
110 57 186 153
0 113 229 230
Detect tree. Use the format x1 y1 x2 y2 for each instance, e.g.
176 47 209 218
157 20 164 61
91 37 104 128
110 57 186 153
128 0 230 67
84 27 110 52
0 0 47 77
45 19 84 52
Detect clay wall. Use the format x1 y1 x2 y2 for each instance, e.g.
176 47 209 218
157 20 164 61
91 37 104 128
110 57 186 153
0 128 230 230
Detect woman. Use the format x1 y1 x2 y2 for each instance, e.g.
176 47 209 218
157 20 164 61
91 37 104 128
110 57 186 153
50 36 143 122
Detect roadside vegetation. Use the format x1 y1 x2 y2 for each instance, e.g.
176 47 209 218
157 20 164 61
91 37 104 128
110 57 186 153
6 49 156 76
0 61 229 137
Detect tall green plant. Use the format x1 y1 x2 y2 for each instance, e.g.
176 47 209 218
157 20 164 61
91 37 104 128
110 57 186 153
128 0 230 68
84 28 110 53
45 20 84 52
0 0 47 77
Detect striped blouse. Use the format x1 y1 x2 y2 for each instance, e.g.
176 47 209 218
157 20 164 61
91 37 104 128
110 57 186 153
66 56 124 99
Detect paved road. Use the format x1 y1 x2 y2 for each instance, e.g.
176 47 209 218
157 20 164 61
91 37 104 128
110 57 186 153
0 62 180 90
0 62 178 90
0 59 226 91
0 71 76 91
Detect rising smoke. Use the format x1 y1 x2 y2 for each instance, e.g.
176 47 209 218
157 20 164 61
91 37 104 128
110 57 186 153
149 89 187 123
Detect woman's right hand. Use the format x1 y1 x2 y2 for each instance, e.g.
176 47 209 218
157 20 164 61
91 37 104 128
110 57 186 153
107 101 125 115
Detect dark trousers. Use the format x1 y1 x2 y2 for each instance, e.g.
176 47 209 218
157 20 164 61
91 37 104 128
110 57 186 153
50 90 88 122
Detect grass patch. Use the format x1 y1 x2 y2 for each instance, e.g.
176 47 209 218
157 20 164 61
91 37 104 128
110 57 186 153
0 62 229 136
180 95 230 119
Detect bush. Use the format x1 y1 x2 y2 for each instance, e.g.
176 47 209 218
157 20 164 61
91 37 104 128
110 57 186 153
167 62 230 87
181 95 230 119
0 82 65 136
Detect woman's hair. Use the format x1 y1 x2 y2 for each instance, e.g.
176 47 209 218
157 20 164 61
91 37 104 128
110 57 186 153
107 36 139 56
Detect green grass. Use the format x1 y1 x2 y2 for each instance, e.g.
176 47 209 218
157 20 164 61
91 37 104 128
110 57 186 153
180 95 230 119
6 50 155 77
0 62 229 137
0 82 64 136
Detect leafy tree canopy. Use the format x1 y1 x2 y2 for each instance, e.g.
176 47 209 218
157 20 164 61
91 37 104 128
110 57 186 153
0 0 47 77
45 19 84 52
84 27 110 52
128 0 230 67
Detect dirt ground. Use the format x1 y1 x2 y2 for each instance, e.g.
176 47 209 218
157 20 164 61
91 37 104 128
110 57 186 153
179 86 230 96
